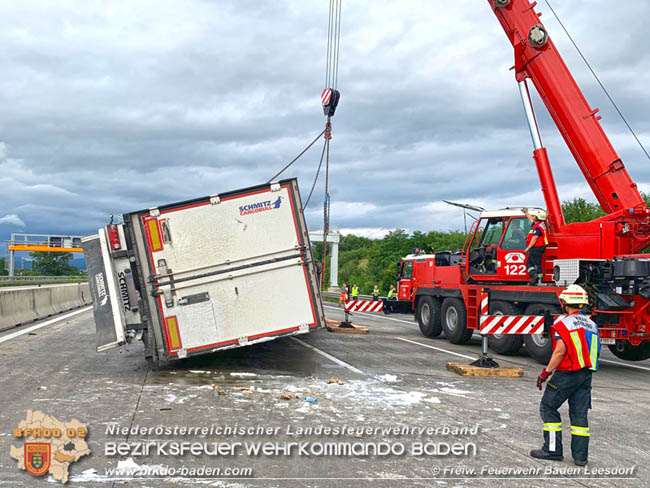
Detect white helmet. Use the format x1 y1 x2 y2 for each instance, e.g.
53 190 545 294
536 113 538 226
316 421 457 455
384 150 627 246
559 284 589 306
527 208 548 221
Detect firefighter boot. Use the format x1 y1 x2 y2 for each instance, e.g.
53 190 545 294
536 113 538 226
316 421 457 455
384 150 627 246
530 449 563 461
527 267 538 285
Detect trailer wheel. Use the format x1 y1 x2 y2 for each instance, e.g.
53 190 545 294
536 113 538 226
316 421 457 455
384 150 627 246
608 341 650 361
417 296 442 337
441 298 472 344
487 301 523 354
522 303 560 364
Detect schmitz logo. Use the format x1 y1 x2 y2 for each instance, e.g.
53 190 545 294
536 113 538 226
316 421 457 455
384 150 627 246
239 196 282 216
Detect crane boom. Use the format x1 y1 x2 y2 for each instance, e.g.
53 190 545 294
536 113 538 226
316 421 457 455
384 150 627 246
489 0 645 214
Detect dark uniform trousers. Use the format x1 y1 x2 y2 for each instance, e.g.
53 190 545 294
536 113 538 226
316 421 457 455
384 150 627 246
540 368 592 461
526 246 546 281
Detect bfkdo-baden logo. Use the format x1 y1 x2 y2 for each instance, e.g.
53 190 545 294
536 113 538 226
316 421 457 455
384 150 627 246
10 410 90 484
239 196 283 216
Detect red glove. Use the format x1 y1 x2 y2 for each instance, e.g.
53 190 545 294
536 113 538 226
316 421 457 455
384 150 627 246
537 369 551 390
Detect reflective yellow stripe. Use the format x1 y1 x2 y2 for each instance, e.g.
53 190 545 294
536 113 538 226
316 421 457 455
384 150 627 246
544 422 562 431
589 338 598 371
571 431 590 437
570 331 586 368
571 425 589 431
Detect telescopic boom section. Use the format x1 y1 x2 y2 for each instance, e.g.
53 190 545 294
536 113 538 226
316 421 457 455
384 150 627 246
489 0 645 214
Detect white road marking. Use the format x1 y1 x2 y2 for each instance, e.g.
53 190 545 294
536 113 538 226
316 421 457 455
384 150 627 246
599 359 650 372
0 306 91 345
325 303 478 360
396 337 475 360
326 304 650 370
324 304 411 326
290 337 366 375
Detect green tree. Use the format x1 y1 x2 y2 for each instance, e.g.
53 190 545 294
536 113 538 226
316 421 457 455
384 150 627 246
561 198 605 224
30 251 77 276
0 257 7 276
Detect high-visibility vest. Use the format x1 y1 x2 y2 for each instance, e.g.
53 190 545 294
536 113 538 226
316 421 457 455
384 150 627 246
526 221 549 247
387 288 395 298
373 286 379 296
352 286 359 297
552 313 600 372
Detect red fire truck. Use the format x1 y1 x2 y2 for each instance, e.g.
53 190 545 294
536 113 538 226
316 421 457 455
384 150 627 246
384 0 650 364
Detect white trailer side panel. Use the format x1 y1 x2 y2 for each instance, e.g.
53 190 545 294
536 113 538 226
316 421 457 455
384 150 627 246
142 181 321 356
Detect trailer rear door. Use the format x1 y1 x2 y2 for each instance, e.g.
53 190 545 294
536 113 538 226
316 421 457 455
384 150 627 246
138 179 322 358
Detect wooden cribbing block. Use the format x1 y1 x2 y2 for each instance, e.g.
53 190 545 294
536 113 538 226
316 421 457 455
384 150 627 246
446 362 523 377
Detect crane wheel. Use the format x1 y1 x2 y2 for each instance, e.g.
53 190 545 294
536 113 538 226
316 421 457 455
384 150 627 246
522 303 560 364
608 341 650 361
441 298 472 344
416 296 442 337
487 301 523 354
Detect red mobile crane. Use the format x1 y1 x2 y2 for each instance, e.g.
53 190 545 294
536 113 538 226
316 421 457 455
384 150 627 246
387 0 650 363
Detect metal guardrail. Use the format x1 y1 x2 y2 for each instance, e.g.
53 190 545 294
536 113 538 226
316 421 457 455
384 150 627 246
0 276 86 284
321 291 375 301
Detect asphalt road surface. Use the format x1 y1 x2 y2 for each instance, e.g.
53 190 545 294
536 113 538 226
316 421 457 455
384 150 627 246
1 303 648 487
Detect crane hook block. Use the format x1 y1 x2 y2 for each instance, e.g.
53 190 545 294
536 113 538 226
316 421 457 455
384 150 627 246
321 88 341 117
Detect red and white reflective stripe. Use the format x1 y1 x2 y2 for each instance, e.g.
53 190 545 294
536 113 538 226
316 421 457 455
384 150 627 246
479 315 545 335
480 292 489 315
345 300 384 313
321 88 332 106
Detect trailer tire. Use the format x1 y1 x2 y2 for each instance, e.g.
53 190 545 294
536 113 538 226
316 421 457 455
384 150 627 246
522 303 560 364
441 298 472 344
608 341 650 361
417 296 442 337
487 301 523 354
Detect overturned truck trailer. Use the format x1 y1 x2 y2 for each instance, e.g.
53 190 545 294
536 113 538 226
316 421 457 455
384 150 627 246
82 178 324 366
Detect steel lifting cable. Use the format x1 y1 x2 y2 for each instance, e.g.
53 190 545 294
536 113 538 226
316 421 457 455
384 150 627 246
545 0 650 162
318 0 341 288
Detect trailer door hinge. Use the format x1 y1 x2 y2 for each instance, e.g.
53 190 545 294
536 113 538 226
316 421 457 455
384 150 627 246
270 182 281 192
149 207 160 217
177 348 187 359
210 195 221 205
164 290 174 308
238 336 249 346
299 324 309 333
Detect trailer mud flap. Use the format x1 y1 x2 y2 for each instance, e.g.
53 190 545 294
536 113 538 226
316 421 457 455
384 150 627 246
82 230 127 351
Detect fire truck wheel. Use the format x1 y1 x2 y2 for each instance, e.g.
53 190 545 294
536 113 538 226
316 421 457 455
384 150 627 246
417 296 442 337
608 341 650 361
487 301 523 354
441 298 472 344
522 303 560 364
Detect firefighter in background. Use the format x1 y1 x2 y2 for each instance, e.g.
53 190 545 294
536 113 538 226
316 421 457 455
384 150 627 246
387 285 397 300
531 284 600 466
351 284 360 301
523 208 549 285
372 284 380 301
339 283 348 307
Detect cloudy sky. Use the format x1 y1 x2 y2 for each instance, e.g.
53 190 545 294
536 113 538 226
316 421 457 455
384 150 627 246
1 0 649 255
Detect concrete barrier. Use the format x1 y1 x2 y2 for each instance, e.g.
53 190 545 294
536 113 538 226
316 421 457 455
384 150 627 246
0 283 91 332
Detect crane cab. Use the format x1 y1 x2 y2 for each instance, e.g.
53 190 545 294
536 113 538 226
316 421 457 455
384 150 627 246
464 208 543 283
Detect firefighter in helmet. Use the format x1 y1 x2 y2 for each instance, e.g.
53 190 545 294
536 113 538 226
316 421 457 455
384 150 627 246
523 208 549 285
531 284 600 466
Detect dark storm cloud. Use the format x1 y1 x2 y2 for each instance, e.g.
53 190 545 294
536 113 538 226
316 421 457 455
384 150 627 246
0 0 648 245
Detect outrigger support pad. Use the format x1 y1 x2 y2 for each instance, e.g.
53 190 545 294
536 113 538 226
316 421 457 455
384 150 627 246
469 335 500 368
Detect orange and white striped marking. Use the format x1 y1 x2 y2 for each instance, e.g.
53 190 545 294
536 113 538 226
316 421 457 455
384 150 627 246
479 291 563 335
321 88 332 106
345 300 384 313
479 314 544 335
